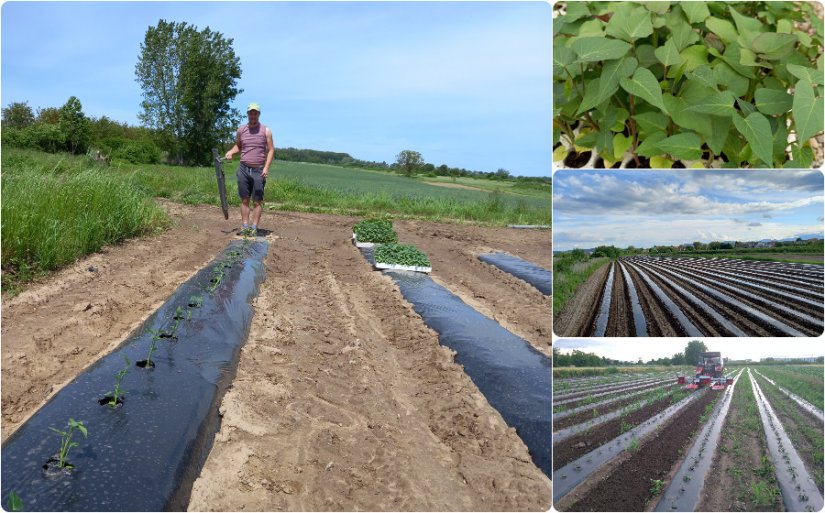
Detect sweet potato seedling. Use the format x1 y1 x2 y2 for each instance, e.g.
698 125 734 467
553 1 824 168
106 356 130 408
6 490 22 512
48 418 88 468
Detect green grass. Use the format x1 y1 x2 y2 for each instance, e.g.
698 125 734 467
3 148 551 225
753 365 824 410
1 148 549 294
2 150 169 295
553 254 611 318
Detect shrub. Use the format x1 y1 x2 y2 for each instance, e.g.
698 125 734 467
553 1 824 168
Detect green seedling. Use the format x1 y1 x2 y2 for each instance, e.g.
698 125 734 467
208 266 224 293
627 438 640 452
6 490 22 512
650 479 664 496
141 329 161 368
106 356 130 408
49 418 88 468
353 218 398 243
188 295 204 308
374 243 431 267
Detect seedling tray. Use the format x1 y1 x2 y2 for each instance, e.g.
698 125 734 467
375 262 432 273
1 240 268 511
351 233 378 248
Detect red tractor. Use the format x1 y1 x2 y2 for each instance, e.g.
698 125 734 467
677 351 733 390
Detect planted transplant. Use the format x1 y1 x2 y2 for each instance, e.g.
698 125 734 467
47 418 88 470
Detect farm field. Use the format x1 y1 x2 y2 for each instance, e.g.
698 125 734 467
554 365 825 511
554 256 824 337
1 201 551 510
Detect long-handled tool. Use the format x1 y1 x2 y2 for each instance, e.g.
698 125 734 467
212 148 229 220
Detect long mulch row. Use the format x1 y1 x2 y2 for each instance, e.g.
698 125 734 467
560 389 720 511
553 392 687 471
555 256 823 337
553 383 676 431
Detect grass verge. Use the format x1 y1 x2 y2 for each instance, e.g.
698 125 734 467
552 254 610 317
2 151 169 295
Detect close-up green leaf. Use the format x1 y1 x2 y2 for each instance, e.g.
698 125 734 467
553 1 824 168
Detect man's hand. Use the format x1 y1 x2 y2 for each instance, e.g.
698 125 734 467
262 167 269 178
224 151 233 160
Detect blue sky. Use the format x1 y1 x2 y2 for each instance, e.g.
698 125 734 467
555 339 823 362
553 170 825 251
1 1 551 177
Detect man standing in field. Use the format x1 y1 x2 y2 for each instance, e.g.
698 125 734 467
224 102 275 236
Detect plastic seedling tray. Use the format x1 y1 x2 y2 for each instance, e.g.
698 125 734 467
374 262 432 273
351 233 379 248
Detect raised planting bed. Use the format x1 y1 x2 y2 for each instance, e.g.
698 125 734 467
558 390 721 511
383 267 551 478
351 218 398 248
553 388 686 469
554 389 707 504
477 252 552 296
654 369 744 511
373 243 432 273
1 240 268 511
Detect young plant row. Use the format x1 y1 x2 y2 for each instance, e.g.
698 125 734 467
24 238 255 497
553 1 824 168
353 218 432 269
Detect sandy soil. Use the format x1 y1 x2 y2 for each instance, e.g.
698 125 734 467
553 263 610 337
1 201 551 510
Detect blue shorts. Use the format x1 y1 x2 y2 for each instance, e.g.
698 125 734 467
236 162 266 201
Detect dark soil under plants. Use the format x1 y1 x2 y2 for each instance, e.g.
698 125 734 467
562 390 720 512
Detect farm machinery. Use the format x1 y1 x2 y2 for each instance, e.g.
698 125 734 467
678 351 733 390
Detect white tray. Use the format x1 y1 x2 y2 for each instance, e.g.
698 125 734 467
375 262 432 273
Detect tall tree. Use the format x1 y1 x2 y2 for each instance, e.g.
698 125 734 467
2 101 35 128
684 340 708 367
59 96 91 154
395 150 423 177
135 20 242 165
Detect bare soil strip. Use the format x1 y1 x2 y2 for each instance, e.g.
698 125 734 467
553 264 610 336
2 202 551 510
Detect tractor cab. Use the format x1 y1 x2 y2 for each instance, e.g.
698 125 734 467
677 351 732 390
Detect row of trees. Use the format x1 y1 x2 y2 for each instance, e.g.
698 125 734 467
554 341 709 367
2 99 163 164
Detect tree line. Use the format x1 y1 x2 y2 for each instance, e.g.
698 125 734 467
553 340 710 367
